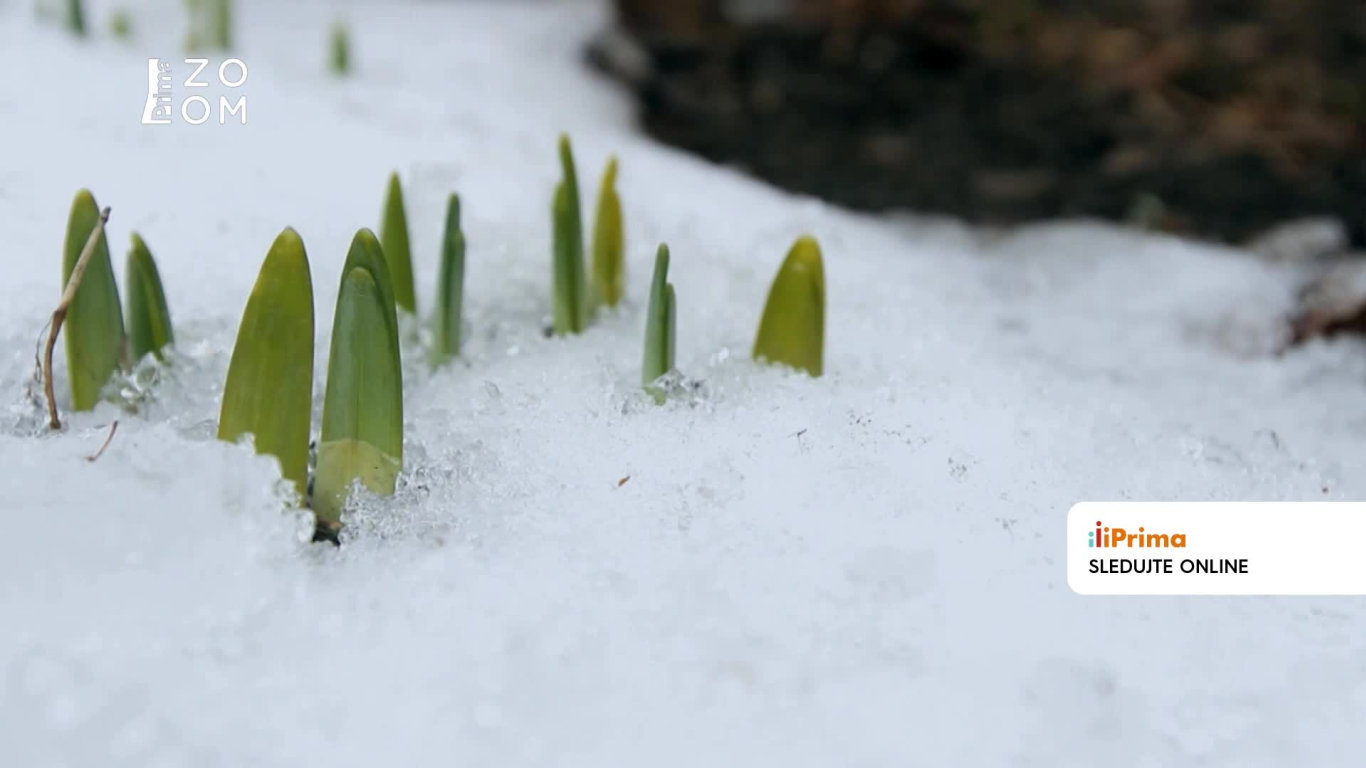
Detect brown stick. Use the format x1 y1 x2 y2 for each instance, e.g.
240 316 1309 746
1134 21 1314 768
86 420 119 462
44 206 111 430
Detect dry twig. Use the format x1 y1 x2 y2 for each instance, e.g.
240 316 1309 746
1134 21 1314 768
86 420 119 462
43 207 110 430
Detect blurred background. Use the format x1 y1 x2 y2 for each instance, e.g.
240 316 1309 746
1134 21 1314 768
590 0 1366 247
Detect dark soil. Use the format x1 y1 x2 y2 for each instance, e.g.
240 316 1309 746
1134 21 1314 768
591 0 1366 245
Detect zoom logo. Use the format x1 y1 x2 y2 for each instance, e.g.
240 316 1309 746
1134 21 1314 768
141 58 247 126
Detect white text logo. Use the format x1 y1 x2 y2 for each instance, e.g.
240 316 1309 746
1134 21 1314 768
141 58 248 126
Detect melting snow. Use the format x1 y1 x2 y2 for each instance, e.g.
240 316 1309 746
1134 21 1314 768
3 0 1366 764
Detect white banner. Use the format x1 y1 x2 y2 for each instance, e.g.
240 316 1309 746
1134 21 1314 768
1067 502 1366 595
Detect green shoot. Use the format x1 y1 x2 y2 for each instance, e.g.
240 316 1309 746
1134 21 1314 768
753 235 825 377
61 190 125 412
125 233 175 363
314 229 403 534
185 0 231 51
65 0 85 35
330 20 351 75
551 133 589 334
109 8 132 40
642 244 676 402
591 156 624 308
380 171 417 314
218 228 315 496
213 0 231 48
434 193 465 364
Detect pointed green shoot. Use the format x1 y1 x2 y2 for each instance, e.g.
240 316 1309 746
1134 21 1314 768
125 233 175 363
379 171 417 315
591 156 624 308
753 235 825 377
434 193 466 364
329 20 351 75
315 229 404 531
66 0 86 36
642 245 676 399
218 228 315 495
551 133 589 334
62 190 125 412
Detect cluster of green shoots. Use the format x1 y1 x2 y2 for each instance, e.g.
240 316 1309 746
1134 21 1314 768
52 0 355 77
51 190 174 422
47 0 230 46
217 227 402 540
52 134 824 541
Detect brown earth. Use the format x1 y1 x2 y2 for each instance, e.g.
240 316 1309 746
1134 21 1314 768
593 0 1366 245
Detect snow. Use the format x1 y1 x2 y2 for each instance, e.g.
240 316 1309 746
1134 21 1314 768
3 0 1366 764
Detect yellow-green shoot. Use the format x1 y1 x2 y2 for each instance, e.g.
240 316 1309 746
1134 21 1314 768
380 171 417 314
641 244 676 403
125 233 174 363
314 229 404 535
62 189 125 411
591 156 624 308
218 228 315 496
753 235 825 377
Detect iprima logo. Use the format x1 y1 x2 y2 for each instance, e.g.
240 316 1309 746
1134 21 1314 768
1088 521 1187 548
141 58 247 126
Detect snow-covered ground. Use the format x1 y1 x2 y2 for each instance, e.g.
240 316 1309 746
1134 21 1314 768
4 1 1366 764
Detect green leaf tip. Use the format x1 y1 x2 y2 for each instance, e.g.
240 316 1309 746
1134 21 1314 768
315 230 404 529
435 192 466 364
642 244 676 400
558 133 579 191
329 20 351 75
62 189 125 412
125 233 175 363
591 155 624 308
218 227 315 495
753 235 825 377
552 134 589 335
339 228 400 341
380 172 417 314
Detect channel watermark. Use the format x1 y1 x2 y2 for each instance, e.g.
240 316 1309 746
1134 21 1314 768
141 58 248 126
